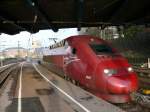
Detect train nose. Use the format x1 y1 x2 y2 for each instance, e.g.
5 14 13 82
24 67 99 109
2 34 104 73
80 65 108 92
107 74 138 94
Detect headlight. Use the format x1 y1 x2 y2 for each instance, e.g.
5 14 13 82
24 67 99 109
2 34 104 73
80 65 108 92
104 69 117 76
127 67 133 72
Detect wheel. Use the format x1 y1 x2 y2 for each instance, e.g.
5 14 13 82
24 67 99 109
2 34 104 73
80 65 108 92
76 81 80 86
71 79 79 86
64 74 68 80
63 75 67 79
66 76 70 81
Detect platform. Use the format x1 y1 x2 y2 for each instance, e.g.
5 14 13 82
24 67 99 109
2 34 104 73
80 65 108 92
37 62 125 112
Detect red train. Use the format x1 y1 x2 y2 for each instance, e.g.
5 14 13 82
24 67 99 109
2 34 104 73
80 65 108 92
43 35 138 103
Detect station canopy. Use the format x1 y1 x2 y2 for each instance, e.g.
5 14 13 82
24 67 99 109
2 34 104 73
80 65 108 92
0 0 150 35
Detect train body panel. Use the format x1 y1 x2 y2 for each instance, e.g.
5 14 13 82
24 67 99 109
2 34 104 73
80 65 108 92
43 35 138 103
43 55 65 76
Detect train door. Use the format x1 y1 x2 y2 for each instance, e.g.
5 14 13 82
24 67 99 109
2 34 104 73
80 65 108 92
84 67 95 89
76 43 96 89
71 44 95 89
64 46 78 76
63 41 69 75
63 41 77 77
64 45 86 82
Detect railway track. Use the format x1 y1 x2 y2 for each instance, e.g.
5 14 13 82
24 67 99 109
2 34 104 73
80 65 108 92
134 67 150 96
0 63 18 95
134 67 150 78
115 67 150 112
116 90 150 112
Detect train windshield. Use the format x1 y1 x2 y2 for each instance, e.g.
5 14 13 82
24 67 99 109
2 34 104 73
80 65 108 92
89 44 115 54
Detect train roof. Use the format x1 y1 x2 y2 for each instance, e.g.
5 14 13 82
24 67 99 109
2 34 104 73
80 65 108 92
49 35 106 49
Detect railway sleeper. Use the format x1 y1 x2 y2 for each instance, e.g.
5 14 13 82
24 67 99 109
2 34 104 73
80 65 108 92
131 92 150 108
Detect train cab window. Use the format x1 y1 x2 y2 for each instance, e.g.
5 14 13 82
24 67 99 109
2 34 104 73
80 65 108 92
89 44 115 54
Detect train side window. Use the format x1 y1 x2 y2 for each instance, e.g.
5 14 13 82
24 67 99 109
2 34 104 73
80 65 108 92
72 48 76 54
